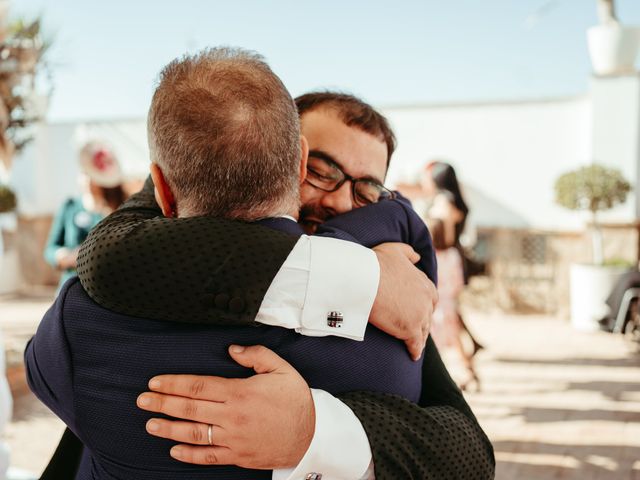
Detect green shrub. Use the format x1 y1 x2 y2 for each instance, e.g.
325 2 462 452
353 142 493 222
0 184 17 213
554 164 632 264
554 164 631 214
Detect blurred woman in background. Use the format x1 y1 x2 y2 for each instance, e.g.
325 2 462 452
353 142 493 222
428 218 478 388
44 141 124 290
421 161 483 389
421 161 469 255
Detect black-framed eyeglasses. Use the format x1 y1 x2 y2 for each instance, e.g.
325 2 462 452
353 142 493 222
305 151 395 207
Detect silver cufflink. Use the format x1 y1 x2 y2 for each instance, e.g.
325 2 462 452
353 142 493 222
327 311 343 328
305 474 322 480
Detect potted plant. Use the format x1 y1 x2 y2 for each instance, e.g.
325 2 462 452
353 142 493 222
0 7 51 296
0 183 15 213
554 164 632 330
587 0 640 76
0 182 17 293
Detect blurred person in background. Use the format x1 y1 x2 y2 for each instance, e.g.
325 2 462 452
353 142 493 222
429 218 479 390
44 142 125 290
418 160 485 358
420 162 468 252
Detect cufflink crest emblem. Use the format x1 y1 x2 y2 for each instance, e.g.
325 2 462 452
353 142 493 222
326 311 343 328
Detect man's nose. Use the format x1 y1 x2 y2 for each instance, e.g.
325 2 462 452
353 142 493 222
320 181 354 215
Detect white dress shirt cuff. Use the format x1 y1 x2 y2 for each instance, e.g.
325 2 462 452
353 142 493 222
257 235 379 341
301 236 378 340
272 389 373 480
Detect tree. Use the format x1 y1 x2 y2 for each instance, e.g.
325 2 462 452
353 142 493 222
554 164 631 265
0 2 51 178
0 182 14 212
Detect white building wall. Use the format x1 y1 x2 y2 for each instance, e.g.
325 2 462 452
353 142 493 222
9 91 639 231
590 75 640 220
382 97 595 230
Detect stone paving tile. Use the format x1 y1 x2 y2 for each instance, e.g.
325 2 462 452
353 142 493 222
461 312 640 480
2 292 61 476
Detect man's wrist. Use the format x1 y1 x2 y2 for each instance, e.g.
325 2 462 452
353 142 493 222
258 235 379 341
301 237 379 340
272 389 372 480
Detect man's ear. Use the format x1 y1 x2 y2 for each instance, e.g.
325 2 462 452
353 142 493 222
149 163 177 217
299 135 309 185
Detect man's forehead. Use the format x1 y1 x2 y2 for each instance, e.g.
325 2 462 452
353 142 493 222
300 108 388 180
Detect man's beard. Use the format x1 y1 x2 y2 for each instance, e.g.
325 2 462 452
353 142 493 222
298 203 330 234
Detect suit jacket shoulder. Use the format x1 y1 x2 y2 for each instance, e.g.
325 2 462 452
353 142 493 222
77 177 297 324
317 194 437 282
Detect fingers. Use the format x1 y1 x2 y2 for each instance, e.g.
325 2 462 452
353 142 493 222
375 242 421 264
137 392 226 425
403 246 421 265
170 444 234 465
146 419 228 447
428 280 439 308
405 338 423 361
405 319 429 361
391 243 420 264
147 374 233 402
422 320 430 343
227 345 294 375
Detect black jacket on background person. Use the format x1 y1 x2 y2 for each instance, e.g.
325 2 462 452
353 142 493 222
46 178 494 479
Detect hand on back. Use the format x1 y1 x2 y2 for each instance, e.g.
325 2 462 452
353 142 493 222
370 242 438 361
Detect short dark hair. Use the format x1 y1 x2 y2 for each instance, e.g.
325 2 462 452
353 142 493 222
148 47 301 219
295 91 396 167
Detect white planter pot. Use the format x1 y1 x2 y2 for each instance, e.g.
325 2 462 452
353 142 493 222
0 249 21 295
587 24 640 76
570 263 628 331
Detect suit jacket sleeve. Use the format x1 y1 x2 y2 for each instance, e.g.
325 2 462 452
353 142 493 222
24 279 78 432
338 336 495 479
315 193 437 282
77 177 297 325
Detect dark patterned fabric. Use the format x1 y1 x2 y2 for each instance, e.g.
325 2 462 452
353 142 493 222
77 177 297 325
340 393 494 480
26 278 423 479
71 177 494 479
341 335 494 480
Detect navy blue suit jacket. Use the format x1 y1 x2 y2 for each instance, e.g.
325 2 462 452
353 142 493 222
26 198 436 480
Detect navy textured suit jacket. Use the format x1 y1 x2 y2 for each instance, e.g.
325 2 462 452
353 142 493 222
26 198 436 480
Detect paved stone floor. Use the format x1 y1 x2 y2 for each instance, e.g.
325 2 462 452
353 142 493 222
460 312 640 480
2 293 640 479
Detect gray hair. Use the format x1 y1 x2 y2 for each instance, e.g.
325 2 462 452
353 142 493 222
148 47 301 219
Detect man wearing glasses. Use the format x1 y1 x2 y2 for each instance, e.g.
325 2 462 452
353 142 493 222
294 92 396 235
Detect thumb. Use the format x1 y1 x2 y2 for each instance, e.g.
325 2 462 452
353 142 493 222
405 337 424 362
399 244 421 265
228 345 293 375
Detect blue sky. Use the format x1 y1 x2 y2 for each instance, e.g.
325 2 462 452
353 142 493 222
14 0 640 121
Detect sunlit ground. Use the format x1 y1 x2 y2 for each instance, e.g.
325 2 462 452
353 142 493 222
459 312 640 480
3 292 640 479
